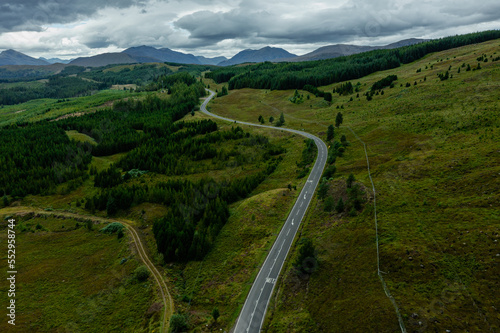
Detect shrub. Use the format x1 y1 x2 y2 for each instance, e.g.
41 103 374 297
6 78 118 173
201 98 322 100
100 222 125 234
170 314 189 333
134 265 150 282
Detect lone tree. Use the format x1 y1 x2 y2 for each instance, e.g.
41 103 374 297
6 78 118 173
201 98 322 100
346 173 355 188
258 115 265 124
327 125 335 141
335 198 345 213
212 307 220 322
294 238 317 274
269 116 274 123
323 92 332 102
317 178 329 200
335 112 343 128
275 112 285 127
324 196 335 212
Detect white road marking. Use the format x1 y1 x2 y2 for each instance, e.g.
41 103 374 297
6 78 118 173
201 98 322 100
202 90 330 333
287 229 290 235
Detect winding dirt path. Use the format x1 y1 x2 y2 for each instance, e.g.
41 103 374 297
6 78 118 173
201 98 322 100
0 206 173 333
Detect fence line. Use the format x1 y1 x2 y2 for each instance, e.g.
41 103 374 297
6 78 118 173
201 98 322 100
346 126 407 333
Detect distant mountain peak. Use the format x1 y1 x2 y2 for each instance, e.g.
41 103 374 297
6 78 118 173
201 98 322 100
218 46 297 66
122 46 201 64
0 49 49 66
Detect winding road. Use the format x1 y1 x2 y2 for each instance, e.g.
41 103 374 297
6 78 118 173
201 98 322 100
201 90 328 333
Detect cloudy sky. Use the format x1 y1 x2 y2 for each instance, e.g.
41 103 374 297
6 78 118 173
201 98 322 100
0 0 498 59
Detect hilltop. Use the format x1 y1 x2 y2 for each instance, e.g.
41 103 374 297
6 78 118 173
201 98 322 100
0 49 49 66
217 46 297 66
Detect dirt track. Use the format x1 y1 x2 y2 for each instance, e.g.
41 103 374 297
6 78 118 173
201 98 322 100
0 206 173 333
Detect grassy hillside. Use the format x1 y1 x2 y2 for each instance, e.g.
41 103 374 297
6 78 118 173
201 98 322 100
0 214 156 332
0 89 141 126
207 39 500 332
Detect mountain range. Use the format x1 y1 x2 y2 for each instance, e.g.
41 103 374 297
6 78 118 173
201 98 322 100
1 38 427 68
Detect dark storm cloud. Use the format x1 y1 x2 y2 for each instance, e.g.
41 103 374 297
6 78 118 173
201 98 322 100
0 0 137 32
174 0 500 48
0 0 498 59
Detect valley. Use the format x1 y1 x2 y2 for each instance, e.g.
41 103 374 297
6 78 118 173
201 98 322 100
0 31 499 333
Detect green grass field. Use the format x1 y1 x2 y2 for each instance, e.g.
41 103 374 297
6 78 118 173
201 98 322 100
0 214 157 332
0 89 144 126
207 39 500 332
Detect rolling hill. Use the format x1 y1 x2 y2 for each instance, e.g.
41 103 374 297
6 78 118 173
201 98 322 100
69 53 139 67
122 45 202 64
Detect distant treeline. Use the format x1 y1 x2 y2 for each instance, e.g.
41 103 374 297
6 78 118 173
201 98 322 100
0 63 211 105
205 30 500 90
0 76 108 105
77 64 173 86
58 74 206 156
0 67 54 81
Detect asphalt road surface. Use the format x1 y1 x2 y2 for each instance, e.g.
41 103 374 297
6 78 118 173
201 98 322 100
201 89 327 333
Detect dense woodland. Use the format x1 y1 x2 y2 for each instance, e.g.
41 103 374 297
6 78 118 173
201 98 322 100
0 123 92 197
0 69 285 262
205 30 500 90
0 76 108 105
77 64 172 86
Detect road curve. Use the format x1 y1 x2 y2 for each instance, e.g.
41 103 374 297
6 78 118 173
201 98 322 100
201 90 328 333
0 207 173 333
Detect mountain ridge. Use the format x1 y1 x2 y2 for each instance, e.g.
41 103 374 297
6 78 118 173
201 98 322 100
217 46 297 66
0 49 49 66
1 38 431 68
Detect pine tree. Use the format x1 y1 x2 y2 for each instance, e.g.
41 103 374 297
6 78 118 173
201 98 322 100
347 173 355 188
2 195 9 207
294 238 317 274
335 198 345 213
335 112 343 128
212 307 220 322
324 196 334 212
327 125 335 141
317 178 329 199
